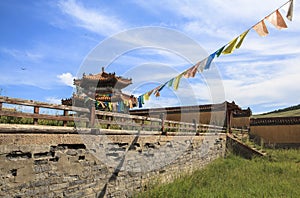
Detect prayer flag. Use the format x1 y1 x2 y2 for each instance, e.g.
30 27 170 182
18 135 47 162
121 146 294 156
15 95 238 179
168 78 174 87
216 46 226 57
173 73 183 90
204 52 216 70
153 85 161 97
236 30 250 49
144 93 150 101
148 89 154 96
184 62 200 78
198 58 208 72
138 96 143 108
266 10 287 29
108 102 112 111
141 95 144 104
253 20 269 36
287 0 294 21
222 37 239 54
158 82 167 92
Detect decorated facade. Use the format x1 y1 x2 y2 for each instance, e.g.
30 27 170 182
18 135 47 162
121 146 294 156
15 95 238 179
62 67 137 113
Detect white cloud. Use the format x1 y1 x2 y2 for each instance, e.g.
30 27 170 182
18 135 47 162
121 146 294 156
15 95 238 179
141 97 181 109
57 72 75 87
58 0 126 35
1 48 44 62
221 56 300 109
45 97 61 104
133 0 299 48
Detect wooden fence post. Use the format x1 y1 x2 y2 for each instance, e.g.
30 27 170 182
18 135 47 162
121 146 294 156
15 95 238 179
193 119 199 135
89 105 95 128
0 102 2 111
227 110 233 133
120 118 124 130
141 119 144 131
63 110 68 127
160 113 166 135
107 116 111 129
33 106 39 125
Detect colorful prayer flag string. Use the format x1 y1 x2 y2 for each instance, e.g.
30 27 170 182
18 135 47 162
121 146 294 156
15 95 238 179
134 0 294 108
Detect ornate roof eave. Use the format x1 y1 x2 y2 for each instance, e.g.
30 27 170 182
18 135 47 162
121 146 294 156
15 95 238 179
75 73 132 89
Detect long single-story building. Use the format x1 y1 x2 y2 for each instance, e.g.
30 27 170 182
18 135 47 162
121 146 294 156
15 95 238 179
130 101 251 130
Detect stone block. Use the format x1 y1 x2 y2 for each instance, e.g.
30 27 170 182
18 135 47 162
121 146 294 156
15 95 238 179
49 182 69 191
66 149 77 156
33 164 51 173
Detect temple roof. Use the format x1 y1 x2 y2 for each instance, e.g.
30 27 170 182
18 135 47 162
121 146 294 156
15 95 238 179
74 67 132 89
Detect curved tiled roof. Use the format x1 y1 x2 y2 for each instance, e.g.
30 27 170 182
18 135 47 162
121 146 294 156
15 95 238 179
74 69 132 89
83 71 131 83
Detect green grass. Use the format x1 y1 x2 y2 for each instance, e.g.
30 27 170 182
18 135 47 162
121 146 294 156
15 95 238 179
252 104 300 118
134 149 300 198
0 116 75 127
252 109 300 118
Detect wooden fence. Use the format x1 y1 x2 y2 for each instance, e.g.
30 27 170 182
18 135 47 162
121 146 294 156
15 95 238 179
0 96 227 134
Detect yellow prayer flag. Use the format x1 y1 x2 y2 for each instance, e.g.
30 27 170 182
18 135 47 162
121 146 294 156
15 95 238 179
236 30 250 49
129 100 133 109
144 93 150 101
173 73 183 90
253 20 269 36
266 10 287 29
108 102 112 111
222 37 239 54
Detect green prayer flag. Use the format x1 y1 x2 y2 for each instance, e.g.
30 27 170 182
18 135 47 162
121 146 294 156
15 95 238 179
168 78 174 87
216 46 226 57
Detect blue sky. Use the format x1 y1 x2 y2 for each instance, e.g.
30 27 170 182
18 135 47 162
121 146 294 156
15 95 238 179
0 0 299 114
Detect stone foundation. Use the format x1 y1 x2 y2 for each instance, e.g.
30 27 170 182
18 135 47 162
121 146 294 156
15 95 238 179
0 130 226 197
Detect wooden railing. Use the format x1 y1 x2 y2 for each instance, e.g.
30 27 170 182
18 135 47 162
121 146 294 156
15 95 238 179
0 96 90 127
0 96 227 134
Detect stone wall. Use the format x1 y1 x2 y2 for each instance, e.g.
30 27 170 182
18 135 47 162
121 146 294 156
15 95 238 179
0 128 226 197
226 134 265 159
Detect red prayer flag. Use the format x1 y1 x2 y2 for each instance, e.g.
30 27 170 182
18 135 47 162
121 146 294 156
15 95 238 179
253 20 269 36
266 10 287 29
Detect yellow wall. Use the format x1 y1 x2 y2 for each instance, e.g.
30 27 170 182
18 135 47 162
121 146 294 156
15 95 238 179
149 111 227 126
132 108 250 128
250 125 300 144
231 117 250 128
